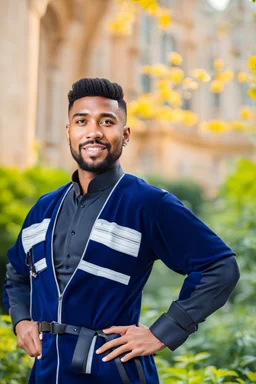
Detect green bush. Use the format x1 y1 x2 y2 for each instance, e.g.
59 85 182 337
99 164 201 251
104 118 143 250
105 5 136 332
0 315 32 383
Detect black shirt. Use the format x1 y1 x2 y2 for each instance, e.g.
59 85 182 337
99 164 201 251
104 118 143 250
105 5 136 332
53 164 124 293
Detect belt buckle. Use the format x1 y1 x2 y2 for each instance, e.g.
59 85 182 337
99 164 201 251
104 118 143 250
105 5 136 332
50 321 56 333
50 321 66 334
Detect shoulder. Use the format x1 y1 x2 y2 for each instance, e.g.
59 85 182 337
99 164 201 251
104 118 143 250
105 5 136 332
121 173 179 216
27 183 72 220
38 183 72 204
122 173 167 201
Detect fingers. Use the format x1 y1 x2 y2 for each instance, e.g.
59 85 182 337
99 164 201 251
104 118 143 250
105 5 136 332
103 325 133 335
33 332 42 357
102 344 131 362
121 350 140 363
16 321 42 358
18 333 41 357
96 336 126 355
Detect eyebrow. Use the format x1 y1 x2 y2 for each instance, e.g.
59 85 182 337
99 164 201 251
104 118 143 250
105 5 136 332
72 112 118 121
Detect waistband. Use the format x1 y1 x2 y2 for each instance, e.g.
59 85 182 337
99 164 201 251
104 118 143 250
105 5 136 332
39 321 146 384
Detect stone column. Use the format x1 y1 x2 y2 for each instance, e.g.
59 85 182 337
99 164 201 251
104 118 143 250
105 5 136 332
0 0 49 167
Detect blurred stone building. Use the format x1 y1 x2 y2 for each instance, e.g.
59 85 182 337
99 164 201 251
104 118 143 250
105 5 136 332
1 0 256 193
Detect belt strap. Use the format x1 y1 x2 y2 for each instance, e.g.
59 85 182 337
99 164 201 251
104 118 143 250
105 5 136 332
39 322 146 384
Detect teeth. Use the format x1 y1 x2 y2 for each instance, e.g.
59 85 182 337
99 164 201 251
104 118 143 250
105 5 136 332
86 147 103 151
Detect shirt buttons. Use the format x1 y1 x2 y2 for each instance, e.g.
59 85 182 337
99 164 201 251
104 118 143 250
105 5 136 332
71 230 75 235
66 254 70 259
80 204 85 208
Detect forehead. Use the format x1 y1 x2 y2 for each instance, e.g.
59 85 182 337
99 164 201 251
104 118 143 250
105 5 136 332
70 96 120 116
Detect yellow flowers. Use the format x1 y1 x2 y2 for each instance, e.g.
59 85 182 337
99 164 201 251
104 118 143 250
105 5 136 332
108 2 136 36
183 78 198 90
168 52 183 66
129 94 158 119
191 69 211 82
182 111 198 127
200 120 230 134
142 65 152 75
151 64 167 76
167 68 184 84
247 88 256 99
213 59 225 70
240 106 253 120
210 80 224 93
247 57 256 99
237 72 248 83
134 49 256 135
216 70 234 82
157 8 172 29
109 0 171 36
230 121 247 131
168 90 182 108
133 0 158 13
248 56 256 74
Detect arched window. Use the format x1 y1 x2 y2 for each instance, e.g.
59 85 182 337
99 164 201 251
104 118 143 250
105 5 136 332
139 14 154 93
161 33 176 64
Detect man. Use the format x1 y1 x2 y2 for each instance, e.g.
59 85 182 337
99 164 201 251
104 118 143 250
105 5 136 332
3 78 239 384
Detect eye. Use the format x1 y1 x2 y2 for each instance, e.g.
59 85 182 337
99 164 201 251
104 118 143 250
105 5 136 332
76 119 86 125
101 119 114 125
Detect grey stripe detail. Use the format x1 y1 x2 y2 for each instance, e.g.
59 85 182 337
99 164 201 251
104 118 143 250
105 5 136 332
22 218 50 253
78 260 130 285
34 258 47 272
90 219 141 257
86 336 97 374
29 274 33 320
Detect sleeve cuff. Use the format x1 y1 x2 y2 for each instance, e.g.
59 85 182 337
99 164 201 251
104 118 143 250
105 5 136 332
149 302 197 351
9 305 31 334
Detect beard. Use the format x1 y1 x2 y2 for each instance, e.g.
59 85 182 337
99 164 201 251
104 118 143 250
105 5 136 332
69 139 123 174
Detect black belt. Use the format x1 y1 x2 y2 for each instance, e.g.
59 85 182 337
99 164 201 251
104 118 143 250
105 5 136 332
39 321 146 384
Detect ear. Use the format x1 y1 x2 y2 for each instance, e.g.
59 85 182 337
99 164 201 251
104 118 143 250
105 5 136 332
123 126 130 144
66 124 70 145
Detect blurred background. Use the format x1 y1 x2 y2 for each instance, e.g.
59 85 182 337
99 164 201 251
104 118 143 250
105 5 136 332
1 0 256 383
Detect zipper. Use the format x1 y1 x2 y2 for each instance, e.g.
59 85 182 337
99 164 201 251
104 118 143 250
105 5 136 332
29 273 33 319
58 295 63 322
50 185 73 384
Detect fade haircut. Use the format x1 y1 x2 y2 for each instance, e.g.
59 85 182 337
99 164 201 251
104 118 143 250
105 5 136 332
68 78 127 123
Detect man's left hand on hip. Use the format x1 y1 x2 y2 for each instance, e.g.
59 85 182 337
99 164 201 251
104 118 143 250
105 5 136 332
96 323 165 362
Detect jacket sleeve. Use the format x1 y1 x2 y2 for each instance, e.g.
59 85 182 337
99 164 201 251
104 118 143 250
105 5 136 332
4 263 31 331
149 193 240 350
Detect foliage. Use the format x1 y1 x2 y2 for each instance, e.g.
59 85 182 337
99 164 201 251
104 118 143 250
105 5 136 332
110 1 256 138
145 175 204 214
108 0 171 36
0 315 32 383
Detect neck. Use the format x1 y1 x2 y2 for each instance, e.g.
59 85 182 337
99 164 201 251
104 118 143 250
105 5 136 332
77 160 120 194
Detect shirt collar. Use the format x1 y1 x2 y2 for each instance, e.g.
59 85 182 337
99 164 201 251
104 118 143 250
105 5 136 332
71 163 124 197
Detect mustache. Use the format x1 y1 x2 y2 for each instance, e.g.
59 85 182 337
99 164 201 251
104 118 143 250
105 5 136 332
78 140 111 151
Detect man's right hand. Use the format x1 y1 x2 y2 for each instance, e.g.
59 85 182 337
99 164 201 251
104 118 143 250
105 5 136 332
16 320 42 358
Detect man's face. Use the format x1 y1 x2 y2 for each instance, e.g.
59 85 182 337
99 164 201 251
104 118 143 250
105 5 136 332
66 96 130 173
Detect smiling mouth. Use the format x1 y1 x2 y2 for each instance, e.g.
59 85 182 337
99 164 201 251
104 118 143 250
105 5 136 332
83 147 106 152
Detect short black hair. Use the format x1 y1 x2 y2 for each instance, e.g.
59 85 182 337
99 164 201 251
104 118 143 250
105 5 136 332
68 78 127 122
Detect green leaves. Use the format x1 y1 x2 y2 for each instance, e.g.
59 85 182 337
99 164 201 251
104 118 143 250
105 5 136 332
0 315 32 383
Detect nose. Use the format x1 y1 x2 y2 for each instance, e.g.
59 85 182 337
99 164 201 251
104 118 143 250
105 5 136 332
85 123 103 140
